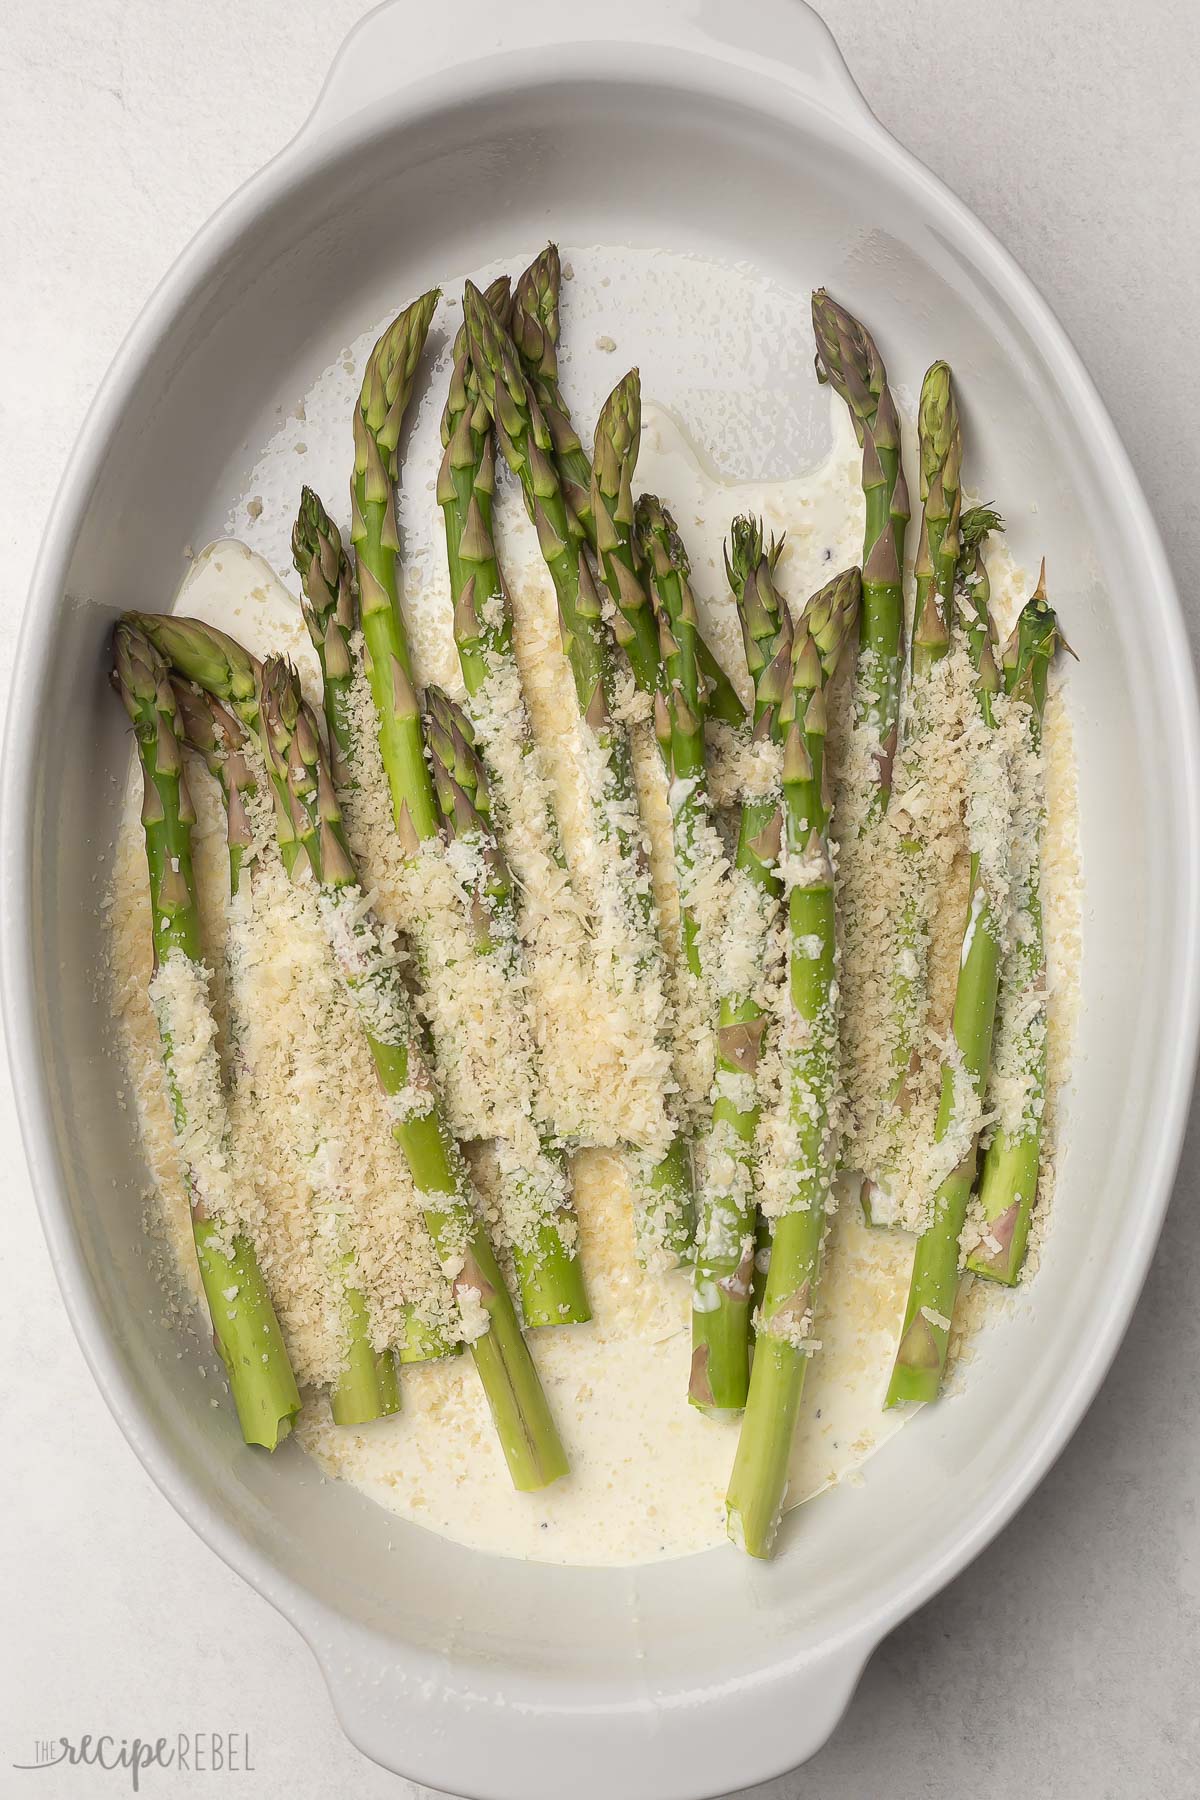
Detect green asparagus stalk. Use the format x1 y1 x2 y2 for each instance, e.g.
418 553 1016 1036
872 365 962 1202
353 291 590 1334
256 655 568 1487
911 365 962 680
967 571 1064 1284
173 679 400 1425
635 497 710 979
425 686 590 1327
591 367 746 726
885 512 1009 1408
631 496 745 1406
464 277 695 1264
437 275 572 873
592 370 659 692
812 290 910 810
510 245 595 545
714 522 794 1331
438 275 514 692
112 623 301 1450
688 520 793 1409
292 486 357 789
511 222 750 773
350 288 442 850
725 567 861 1556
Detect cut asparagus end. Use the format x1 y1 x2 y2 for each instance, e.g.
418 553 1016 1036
725 1334 807 1559
458 1228 570 1491
516 1223 591 1330
964 1161 1030 1287
195 1221 303 1450
690 1267 753 1414
329 1280 402 1426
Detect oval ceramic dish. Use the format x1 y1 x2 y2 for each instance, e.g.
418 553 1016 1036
5 3 1199 1795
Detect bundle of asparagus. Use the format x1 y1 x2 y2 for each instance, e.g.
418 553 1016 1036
463 273 696 1265
129 611 567 1490
171 672 401 1424
347 293 589 1331
112 624 301 1450
107 260 1073 1565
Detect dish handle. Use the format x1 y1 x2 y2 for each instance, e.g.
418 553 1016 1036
307 1613 873 1796
301 0 878 141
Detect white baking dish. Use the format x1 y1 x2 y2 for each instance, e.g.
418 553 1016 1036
5 2 1199 1793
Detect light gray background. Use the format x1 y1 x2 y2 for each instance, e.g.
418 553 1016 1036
3 3 1198 1796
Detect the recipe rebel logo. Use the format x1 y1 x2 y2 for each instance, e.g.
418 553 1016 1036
12 1733 255 1790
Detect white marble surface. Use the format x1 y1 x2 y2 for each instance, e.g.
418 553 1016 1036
3 3 1199 1795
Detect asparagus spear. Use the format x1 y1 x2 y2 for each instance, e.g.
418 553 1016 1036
592 371 659 692
510 245 595 545
112 623 301 1450
871 365 962 1205
425 685 590 1327
725 567 861 1557
255 655 568 1487
350 288 442 850
812 290 910 810
591 367 746 726
292 486 357 789
464 277 695 1264
439 275 515 691
628 497 743 1405
352 286 587 1328
967 574 1064 1284
688 520 793 1409
634 498 713 985
718 523 795 1324
885 513 1009 1407
173 680 401 1424
437 274 574 880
